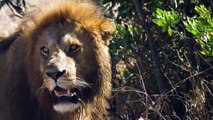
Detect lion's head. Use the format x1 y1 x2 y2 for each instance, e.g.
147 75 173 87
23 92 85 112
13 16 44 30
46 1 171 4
0 0 114 119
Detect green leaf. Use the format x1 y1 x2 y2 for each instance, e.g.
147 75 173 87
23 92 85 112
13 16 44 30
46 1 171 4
152 19 166 27
156 8 164 17
164 10 170 24
167 27 173 36
192 29 200 36
162 26 167 32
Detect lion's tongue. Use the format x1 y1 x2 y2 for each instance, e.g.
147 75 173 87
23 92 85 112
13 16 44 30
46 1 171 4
54 88 71 97
54 90 71 97
53 86 80 104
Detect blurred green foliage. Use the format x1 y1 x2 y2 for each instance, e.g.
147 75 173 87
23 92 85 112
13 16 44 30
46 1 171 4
153 5 213 60
103 0 213 119
153 8 181 36
184 5 213 57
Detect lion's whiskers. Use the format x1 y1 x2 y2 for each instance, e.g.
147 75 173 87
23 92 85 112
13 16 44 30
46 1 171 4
59 76 90 89
76 78 91 88
43 79 56 91
38 76 90 95
36 84 46 96
72 76 91 88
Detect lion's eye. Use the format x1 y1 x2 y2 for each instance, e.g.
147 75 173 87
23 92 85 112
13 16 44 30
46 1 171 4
69 44 80 53
40 46 49 56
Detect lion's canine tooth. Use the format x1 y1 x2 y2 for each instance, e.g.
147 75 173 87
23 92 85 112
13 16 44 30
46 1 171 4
67 89 71 96
54 90 60 97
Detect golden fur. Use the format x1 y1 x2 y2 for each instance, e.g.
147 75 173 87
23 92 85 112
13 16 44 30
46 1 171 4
0 1 115 120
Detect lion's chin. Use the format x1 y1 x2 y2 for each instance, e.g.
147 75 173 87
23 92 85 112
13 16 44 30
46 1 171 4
51 86 81 113
53 103 80 113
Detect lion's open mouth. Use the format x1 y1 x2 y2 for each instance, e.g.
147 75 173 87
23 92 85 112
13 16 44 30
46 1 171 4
52 86 81 104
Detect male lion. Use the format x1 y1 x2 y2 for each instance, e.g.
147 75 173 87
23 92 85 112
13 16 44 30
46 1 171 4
0 0 115 120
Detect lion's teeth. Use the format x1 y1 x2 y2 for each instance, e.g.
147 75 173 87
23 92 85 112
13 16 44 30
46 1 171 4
71 92 76 97
67 89 71 96
54 89 78 97
54 90 60 97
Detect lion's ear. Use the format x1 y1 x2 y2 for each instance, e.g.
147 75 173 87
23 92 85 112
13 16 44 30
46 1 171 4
99 19 115 45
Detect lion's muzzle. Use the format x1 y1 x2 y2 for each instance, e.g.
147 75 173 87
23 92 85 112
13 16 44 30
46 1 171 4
46 69 66 81
42 50 82 113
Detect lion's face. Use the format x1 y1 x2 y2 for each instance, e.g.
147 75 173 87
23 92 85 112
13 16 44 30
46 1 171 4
33 25 102 113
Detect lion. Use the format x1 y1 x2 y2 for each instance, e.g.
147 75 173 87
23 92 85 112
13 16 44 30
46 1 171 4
0 0 115 120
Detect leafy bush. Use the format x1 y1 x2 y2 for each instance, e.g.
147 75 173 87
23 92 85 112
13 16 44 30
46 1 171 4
153 5 213 60
184 5 213 57
152 8 180 36
105 0 213 119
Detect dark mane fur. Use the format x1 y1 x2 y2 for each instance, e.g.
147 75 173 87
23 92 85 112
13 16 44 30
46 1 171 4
0 32 21 53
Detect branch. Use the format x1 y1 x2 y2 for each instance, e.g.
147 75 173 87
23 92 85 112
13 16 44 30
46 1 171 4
132 0 167 93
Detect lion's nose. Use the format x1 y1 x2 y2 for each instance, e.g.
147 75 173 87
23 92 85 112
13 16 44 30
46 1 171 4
46 70 66 80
